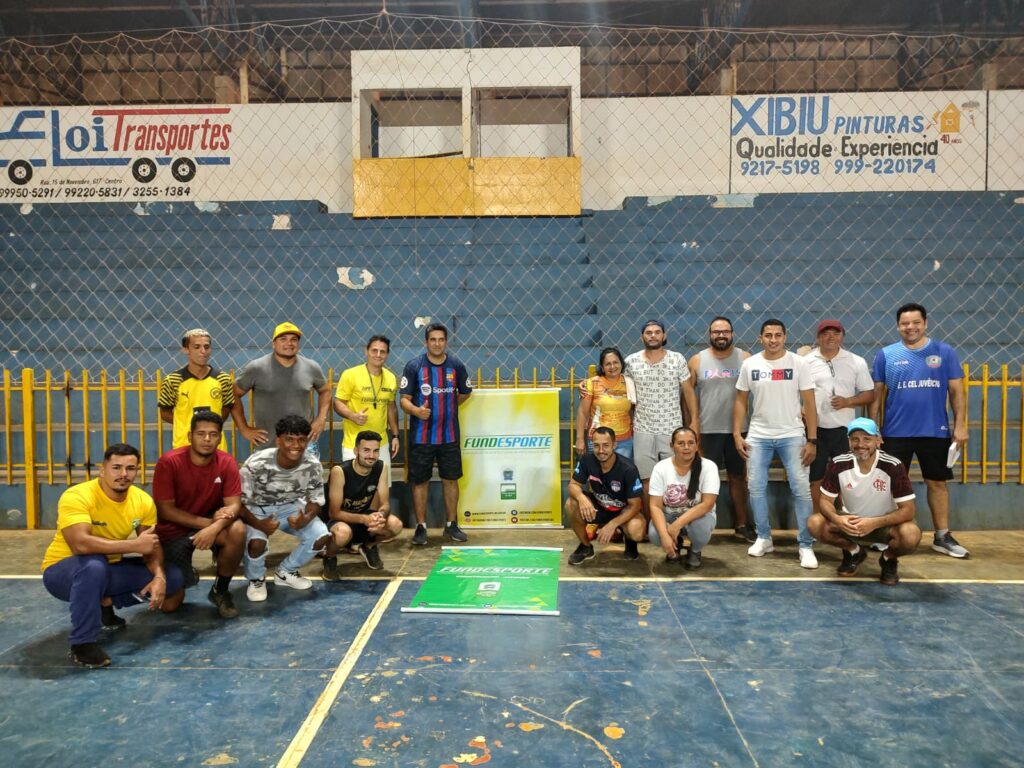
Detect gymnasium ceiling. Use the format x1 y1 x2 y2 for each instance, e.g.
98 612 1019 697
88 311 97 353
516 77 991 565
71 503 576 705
0 1 1021 41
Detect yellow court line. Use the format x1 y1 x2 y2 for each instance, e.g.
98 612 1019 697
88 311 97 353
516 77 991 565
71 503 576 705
276 577 403 768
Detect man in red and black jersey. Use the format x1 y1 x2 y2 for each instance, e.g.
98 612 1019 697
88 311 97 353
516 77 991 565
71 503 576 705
809 418 921 584
400 323 472 546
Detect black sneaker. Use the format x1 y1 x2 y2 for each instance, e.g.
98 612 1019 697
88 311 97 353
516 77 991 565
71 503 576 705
734 524 757 543
568 543 595 566
685 549 703 569
412 524 428 546
837 547 868 577
70 642 111 668
879 553 900 586
101 604 126 630
443 522 468 543
358 543 384 571
321 556 340 581
665 552 682 564
623 538 639 560
207 587 239 619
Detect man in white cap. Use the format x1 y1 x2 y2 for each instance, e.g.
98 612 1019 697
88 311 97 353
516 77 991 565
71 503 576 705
803 318 875 513
808 418 921 585
231 321 331 448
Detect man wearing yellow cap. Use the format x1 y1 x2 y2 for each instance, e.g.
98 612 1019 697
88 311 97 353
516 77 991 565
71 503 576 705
231 322 331 448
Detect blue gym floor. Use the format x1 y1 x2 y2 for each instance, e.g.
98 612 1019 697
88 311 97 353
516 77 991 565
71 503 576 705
1 577 1021 767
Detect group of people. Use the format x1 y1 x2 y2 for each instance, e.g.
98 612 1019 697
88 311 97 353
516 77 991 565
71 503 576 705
40 302 969 668
567 303 968 577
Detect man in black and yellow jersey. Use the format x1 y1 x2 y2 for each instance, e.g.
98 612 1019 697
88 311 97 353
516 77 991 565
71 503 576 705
159 328 234 450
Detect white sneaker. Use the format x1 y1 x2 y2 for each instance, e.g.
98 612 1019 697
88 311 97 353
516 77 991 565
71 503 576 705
274 568 312 590
799 548 819 569
747 537 774 557
246 578 267 602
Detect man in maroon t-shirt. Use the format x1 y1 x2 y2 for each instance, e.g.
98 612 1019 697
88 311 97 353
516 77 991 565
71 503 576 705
153 412 246 618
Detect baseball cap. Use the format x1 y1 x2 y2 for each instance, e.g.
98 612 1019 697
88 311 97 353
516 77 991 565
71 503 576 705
641 319 666 333
816 319 844 334
847 417 880 436
272 322 302 341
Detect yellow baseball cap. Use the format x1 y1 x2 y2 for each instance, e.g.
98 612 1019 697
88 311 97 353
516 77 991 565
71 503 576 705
272 321 302 341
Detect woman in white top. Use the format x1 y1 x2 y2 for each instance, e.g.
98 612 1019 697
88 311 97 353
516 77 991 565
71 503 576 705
648 427 720 569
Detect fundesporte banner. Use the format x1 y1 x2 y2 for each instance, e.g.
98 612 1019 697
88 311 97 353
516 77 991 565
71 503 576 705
456 388 561 529
402 546 561 615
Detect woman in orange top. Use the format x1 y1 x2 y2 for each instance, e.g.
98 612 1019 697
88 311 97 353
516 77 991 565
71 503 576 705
575 347 634 460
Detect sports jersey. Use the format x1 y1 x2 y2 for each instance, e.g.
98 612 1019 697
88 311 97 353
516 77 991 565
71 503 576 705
400 353 472 445
736 351 814 439
648 456 721 524
158 365 234 449
151 446 242 541
580 375 633 441
871 339 962 438
695 348 747 433
240 447 325 508
335 365 397 448
624 349 690 434
335 459 384 514
41 480 156 571
804 348 874 429
820 450 915 518
571 453 642 513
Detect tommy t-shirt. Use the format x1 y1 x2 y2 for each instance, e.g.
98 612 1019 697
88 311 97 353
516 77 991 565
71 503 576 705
736 351 814 439
871 339 961 438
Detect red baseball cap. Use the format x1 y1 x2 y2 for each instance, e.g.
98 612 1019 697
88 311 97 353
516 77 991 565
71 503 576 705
816 319 844 334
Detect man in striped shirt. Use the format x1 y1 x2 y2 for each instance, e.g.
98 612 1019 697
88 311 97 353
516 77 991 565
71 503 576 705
400 323 472 545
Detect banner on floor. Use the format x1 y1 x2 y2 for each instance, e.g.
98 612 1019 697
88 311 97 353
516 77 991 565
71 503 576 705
457 388 561 528
402 546 561 615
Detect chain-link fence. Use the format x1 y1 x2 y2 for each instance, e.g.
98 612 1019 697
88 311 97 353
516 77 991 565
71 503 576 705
1 15 1023 377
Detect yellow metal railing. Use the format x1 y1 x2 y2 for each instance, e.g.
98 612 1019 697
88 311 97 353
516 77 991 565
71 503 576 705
3 364 1022 528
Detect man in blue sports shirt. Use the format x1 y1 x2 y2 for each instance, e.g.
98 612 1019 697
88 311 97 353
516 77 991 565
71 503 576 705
870 303 969 558
400 323 472 545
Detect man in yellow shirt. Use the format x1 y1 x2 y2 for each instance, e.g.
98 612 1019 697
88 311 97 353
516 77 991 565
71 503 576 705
333 335 400 485
158 328 234 450
41 443 185 668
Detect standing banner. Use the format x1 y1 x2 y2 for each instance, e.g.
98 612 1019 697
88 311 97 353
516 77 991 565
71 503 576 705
402 546 561 615
457 388 561 528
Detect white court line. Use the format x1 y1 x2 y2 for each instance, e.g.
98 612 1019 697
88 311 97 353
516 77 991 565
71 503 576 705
276 577 402 768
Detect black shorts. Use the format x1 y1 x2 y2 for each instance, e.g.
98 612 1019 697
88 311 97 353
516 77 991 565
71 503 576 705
327 519 373 546
162 535 201 588
408 442 463 484
699 433 745 477
882 436 953 482
809 426 852 482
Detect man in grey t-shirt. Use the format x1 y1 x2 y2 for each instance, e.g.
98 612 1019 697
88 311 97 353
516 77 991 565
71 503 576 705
231 322 331 448
687 315 753 542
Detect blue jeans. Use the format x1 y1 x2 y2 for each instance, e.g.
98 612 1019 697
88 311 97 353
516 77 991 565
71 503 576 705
244 502 330 580
43 555 184 645
648 511 716 553
746 435 813 548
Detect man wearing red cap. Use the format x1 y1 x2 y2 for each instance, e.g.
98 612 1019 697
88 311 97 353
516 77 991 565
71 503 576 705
803 319 875 513
231 321 331 449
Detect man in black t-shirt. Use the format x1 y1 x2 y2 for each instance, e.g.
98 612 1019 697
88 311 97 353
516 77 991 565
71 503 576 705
565 427 645 566
321 431 403 578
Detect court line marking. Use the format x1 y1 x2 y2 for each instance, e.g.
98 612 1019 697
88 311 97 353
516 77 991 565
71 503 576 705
276 577 402 768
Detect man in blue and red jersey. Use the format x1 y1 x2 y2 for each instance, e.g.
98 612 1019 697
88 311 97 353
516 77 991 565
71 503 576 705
400 323 472 545
870 303 969 559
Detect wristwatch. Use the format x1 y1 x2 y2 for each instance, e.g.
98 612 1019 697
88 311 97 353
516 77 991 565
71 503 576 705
806 438 818 445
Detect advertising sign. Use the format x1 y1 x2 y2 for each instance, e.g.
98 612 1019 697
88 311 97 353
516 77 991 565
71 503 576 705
457 388 561 528
0 103 351 210
402 546 561 615
730 91 986 193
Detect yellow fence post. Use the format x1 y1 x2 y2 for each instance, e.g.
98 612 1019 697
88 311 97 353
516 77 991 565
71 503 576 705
44 369 54 485
63 370 72 485
999 364 1008 484
980 364 989 484
82 369 91 480
961 364 969 484
137 369 146 483
21 369 38 529
4 369 12 486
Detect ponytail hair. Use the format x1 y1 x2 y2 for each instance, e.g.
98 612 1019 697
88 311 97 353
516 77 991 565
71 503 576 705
670 426 703 502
